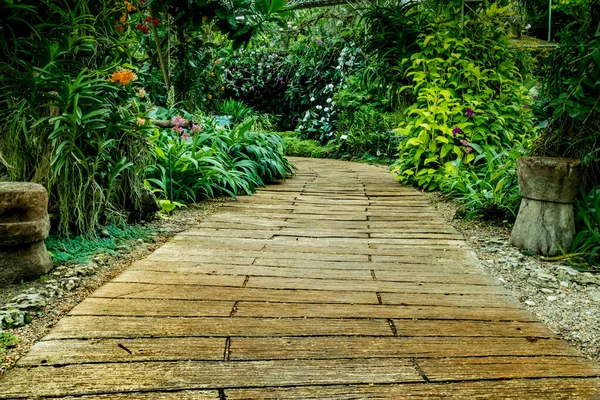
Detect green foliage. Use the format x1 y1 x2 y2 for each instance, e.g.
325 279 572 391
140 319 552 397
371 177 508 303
0 0 151 235
572 188 600 263
0 332 18 363
146 116 293 203
534 11 600 186
280 132 334 158
441 147 524 220
392 8 537 190
45 224 155 265
361 1 428 107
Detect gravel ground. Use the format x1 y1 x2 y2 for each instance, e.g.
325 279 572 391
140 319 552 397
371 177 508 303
428 192 600 363
0 198 227 374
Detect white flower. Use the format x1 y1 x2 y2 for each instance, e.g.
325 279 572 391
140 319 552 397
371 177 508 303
324 107 329 112
328 84 334 89
316 105 322 110
326 98 332 103
298 125 304 130
310 97 315 101
320 117 325 122
336 66 341 70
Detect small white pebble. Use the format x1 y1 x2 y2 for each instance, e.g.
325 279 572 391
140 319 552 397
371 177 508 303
547 296 558 302
525 300 536 306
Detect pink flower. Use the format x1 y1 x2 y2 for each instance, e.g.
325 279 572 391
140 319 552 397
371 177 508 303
172 116 186 128
465 146 473 154
181 132 190 141
172 126 183 134
460 139 469 147
191 124 203 133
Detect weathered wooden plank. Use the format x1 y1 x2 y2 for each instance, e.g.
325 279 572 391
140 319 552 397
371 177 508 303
0 359 423 399
113 271 246 287
380 292 515 308
234 302 537 321
141 255 256 266
225 378 600 399
254 258 480 273
69 298 235 317
128 262 373 281
149 251 368 263
419 356 600 381
59 391 220 400
44 316 392 340
229 337 579 360
18 337 226 366
246 276 506 295
91 283 378 304
393 320 556 338
179 229 276 239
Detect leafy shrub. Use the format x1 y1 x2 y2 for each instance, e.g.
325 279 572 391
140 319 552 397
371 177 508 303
281 133 334 158
0 1 151 235
572 188 600 262
392 8 536 190
441 147 524 220
146 118 292 203
534 20 600 187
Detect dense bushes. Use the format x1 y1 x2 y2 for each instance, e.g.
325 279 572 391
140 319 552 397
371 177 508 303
0 0 293 236
146 114 293 204
392 8 536 194
0 1 151 235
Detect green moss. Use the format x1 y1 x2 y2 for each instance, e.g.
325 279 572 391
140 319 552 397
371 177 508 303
45 225 156 265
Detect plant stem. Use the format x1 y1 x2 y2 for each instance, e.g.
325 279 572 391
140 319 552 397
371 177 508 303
149 5 170 90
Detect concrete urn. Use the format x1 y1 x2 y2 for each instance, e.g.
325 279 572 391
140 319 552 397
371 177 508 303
0 182 53 286
509 157 582 256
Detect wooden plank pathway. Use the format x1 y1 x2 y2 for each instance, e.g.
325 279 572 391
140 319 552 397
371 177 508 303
1 157 599 399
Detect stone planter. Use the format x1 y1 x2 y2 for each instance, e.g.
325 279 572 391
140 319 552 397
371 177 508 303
509 157 582 256
0 182 53 286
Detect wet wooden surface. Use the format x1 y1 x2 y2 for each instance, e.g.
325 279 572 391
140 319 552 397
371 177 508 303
1 157 598 399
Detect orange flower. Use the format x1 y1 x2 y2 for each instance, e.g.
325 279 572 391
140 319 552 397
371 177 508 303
108 69 138 85
115 24 124 33
124 1 136 12
210 72 215 76
136 117 146 126
119 12 127 24
208 94 213 100
221 86 225 91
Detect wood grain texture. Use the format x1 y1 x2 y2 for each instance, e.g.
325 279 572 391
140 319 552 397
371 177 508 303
225 379 600 399
229 337 580 360
418 356 600 381
90 283 378 304
44 316 392 339
18 337 226 366
234 302 537 321
0 359 422 399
